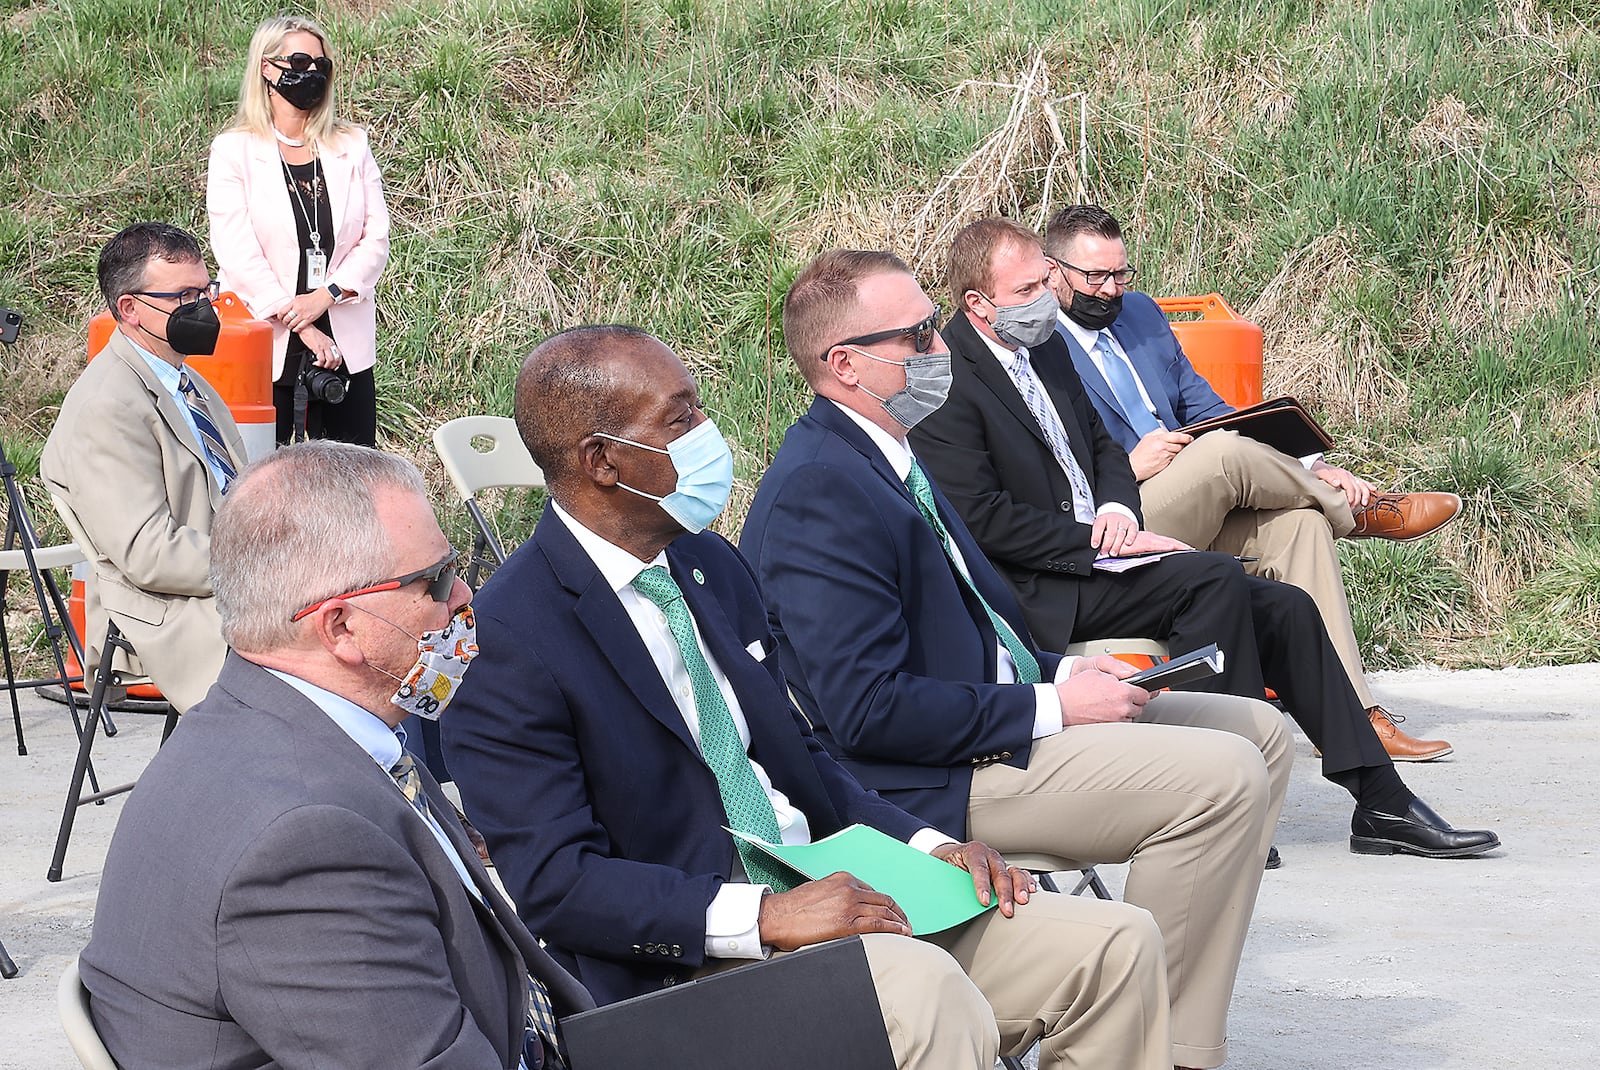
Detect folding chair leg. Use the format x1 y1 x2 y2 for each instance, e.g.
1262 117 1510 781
47 626 136 883
0 937 16 980
1 595 25 756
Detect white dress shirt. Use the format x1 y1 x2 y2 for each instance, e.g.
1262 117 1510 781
548 502 952 959
972 330 1138 524
830 401 1077 741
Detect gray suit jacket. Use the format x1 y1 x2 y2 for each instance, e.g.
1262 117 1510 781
80 654 594 1069
40 329 247 711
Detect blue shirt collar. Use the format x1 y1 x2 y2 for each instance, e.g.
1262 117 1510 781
264 668 403 770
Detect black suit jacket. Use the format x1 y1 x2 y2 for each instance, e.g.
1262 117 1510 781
442 513 925 1006
741 399 1064 839
81 654 592 1070
909 311 1143 649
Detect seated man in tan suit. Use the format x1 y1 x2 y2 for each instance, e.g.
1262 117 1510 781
42 222 245 713
1044 204 1460 761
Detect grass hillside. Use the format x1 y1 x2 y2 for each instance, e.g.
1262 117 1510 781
3 0 1598 669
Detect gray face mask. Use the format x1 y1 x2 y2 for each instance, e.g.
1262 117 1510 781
974 288 1061 350
847 345 953 429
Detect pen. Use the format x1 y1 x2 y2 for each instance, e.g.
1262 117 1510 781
1234 556 1259 563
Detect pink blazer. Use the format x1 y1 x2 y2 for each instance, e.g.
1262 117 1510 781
206 127 390 379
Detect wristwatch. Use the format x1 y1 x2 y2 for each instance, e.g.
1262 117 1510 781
326 282 344 300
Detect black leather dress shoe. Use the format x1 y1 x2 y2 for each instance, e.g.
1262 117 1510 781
1350 798 1501 858
1265 846 1282 870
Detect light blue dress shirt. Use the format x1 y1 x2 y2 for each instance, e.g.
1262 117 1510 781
129 339 234 491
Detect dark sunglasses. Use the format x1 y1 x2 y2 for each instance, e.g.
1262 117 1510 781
291 549 459 622
835 306 943 355
268 52 333 76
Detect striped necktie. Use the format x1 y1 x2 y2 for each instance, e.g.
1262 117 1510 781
1095 333 1162 437
630 566 797 892
177 370 237 488
1004 350 1095 523
904 462 1042 685
389 752 566 1068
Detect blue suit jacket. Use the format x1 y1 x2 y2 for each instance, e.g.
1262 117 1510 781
1056 290 1232 454
740 399 1064 840
441 511 924 1006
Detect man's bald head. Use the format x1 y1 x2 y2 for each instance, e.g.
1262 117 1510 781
514 324 669 492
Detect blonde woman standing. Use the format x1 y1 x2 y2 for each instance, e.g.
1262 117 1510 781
208 14 389 446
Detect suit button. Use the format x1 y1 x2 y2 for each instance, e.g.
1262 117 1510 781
663 975 678 986
1000 751 1013 760
1067 563 1079 573
672 945 683 956
632 944 643 954
1059 501 1072 512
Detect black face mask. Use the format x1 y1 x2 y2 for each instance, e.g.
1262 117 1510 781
163 296 221 356
1064 290 1123 332
269 69 329 112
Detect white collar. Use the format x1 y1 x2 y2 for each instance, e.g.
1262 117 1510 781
548 499 668 595
827 399 916 480
1055 308 1106 355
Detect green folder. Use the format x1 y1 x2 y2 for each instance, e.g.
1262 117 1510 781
729 825 997 935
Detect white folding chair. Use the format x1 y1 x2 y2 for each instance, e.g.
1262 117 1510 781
432 416 546 588
58 955 117 1070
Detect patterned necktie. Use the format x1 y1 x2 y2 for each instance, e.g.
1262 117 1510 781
389 751 566 1069
177 370 237 489
1005 350 1095 523
1095 332 1162 438
630 566 796 892
904 462 1042 685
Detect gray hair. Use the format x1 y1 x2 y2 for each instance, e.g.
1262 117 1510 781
212 441 429 652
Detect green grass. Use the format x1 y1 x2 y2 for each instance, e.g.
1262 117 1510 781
3 0 1598 669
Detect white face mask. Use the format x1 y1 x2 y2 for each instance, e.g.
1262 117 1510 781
364 605 479 721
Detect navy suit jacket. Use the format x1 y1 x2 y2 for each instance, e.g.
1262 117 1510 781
442 511 924 1006
740 398 1064 840
1055 290 1232 454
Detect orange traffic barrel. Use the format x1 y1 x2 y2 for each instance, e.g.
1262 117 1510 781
88 292 276 461
70 293 272 701
1153 293 1263 409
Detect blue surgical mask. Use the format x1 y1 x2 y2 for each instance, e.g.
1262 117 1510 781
595 418 735 533
847 345 953 429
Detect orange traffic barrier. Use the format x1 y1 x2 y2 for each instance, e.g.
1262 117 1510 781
1154 293 1263 409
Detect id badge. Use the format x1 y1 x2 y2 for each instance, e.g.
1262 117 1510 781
305 248 327 289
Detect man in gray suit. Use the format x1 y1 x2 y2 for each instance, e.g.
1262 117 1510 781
42 222 246 712
80 441 593 1069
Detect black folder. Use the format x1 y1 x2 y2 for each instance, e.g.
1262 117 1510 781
561 936 894 1070
1124 644 1225 692
1178 395 1334 457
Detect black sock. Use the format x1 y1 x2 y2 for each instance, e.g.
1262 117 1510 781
1329 764 1416 814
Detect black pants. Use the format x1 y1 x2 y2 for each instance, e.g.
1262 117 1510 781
273 365 377 447
1058 551 1388 775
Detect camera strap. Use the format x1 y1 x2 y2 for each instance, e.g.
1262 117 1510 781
293 352 313 443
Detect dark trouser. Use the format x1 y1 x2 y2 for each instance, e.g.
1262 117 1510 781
274 365 378 447
1056 551 1390 777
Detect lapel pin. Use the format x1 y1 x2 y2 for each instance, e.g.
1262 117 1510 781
692 568 706 585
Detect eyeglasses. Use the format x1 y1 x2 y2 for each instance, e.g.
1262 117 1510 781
268 52 333 76
1050 260 1137 288
834 306 943 355
290 549 460 622
133 280 221 306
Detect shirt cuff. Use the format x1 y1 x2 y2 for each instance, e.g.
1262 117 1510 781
1031 683 1063 739
1300 452 1323 469
705 882 769 959
909 827 961 854
1096 502 1138 524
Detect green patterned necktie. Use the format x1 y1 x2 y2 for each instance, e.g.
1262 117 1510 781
904 461 1043 685
630 565 796 891
389 751 566 1068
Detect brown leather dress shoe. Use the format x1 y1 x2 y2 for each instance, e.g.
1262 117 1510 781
1367 705 1453 761
1350 491 1462 541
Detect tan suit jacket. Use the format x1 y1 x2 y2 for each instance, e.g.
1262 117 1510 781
41 330 245 712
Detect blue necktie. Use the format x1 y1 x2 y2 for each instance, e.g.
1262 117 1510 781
1095 333 1162 438
178 370 238 489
